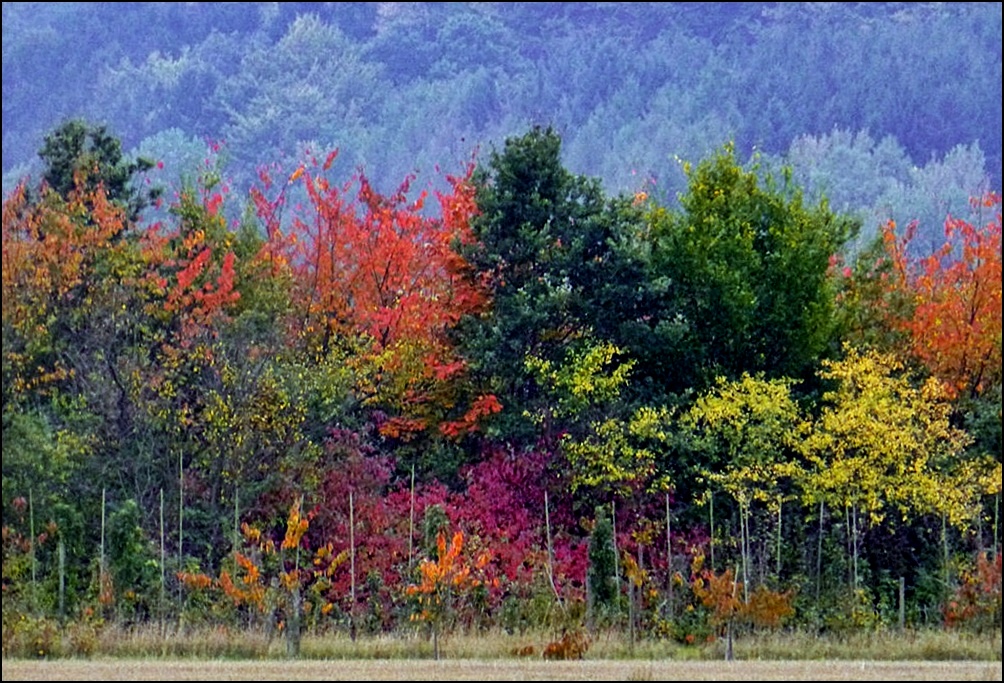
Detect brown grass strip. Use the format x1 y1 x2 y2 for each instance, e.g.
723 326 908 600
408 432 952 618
2 659 1002 681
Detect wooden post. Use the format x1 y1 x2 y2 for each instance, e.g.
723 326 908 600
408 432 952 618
612 501 620 586
544 490 564 611
100 487 107 612
178 452 184 571
942 512 949 597
709 491 715 572
159 488 165 627
666 493 673 619
29 488 36 613
349 489 357 641
776 497 782 579
233 486 239 559
408 464 415 572
899 576 905 630
58 539 65 624
816 501 824 604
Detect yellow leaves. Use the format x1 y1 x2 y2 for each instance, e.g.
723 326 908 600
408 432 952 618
803 344 974 527
685 373 805 509
279 569 301 592
622 552 648 588
525 340 635 421
281 497 309 551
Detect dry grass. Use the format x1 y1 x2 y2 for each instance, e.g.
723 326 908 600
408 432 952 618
3 623 1000 682
59 623 999 662
1 658 1001 681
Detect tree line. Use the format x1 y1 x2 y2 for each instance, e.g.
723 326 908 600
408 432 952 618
1 120 1000 654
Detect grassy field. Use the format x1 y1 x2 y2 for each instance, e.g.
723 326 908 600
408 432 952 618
2 626 1000 680
1 658 1002 681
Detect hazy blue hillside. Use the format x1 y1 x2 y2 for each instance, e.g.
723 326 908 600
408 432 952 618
3 1 1001 251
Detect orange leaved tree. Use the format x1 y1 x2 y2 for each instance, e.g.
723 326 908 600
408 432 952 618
405 529 488 659
251 151 493 446
881 191 1002 400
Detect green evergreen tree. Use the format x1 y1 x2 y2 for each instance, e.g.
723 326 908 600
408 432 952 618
587 505 619 624
38 119 161 222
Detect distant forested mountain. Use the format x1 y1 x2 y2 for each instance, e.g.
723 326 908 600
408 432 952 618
3 2 1001 252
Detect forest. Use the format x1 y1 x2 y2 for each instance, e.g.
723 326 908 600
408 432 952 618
1 1 1001 659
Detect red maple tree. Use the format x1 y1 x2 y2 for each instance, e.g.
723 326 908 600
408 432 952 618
881 191 1002 398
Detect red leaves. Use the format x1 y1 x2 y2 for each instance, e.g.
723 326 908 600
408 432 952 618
440 393 503 439
162 239 241 343
268 151 485 355
881 191 1002 398
253 149 489 437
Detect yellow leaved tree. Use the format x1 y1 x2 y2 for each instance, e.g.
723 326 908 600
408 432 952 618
801 344 976 599
681 373 808 598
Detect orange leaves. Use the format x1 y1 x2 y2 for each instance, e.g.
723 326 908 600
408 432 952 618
408 530 467 597
281 497 310 551
177 571 213 591
743 584 795 629
880 191 1002 398
234 552 260 586
439 394 503 439
256 150 488 438
406 529 488 626
692 566 742 626
2 178 131 397
689 563 794 632
944 551 1002 630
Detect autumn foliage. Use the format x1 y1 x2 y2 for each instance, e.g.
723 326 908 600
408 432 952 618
250 150 493 440
2 125 1001 657
881 191 1002 398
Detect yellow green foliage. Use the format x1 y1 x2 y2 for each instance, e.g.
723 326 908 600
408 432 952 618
561 406 673 494
683 373 806 510
525 340 635 420
801 344 975 527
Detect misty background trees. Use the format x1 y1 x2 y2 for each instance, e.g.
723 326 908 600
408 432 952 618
3 2 1000 256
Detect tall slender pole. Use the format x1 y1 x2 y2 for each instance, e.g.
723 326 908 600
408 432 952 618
29 488 36 613
709 492 715 571
349 489 356 639
852 505 859 592
776 497 782 579
544 490 563 610
899 576 905 630
816 500 824 604
408 464 415 572
58 539 65 623
995 493 1000 560
665 493 673 618
160 488 165 626
100 487 106 608
611 500 620 621
845 503 852 590
178 452 184 571
740 502 749 603
233 486 240 559
610 502 618 586
942 511 949 596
